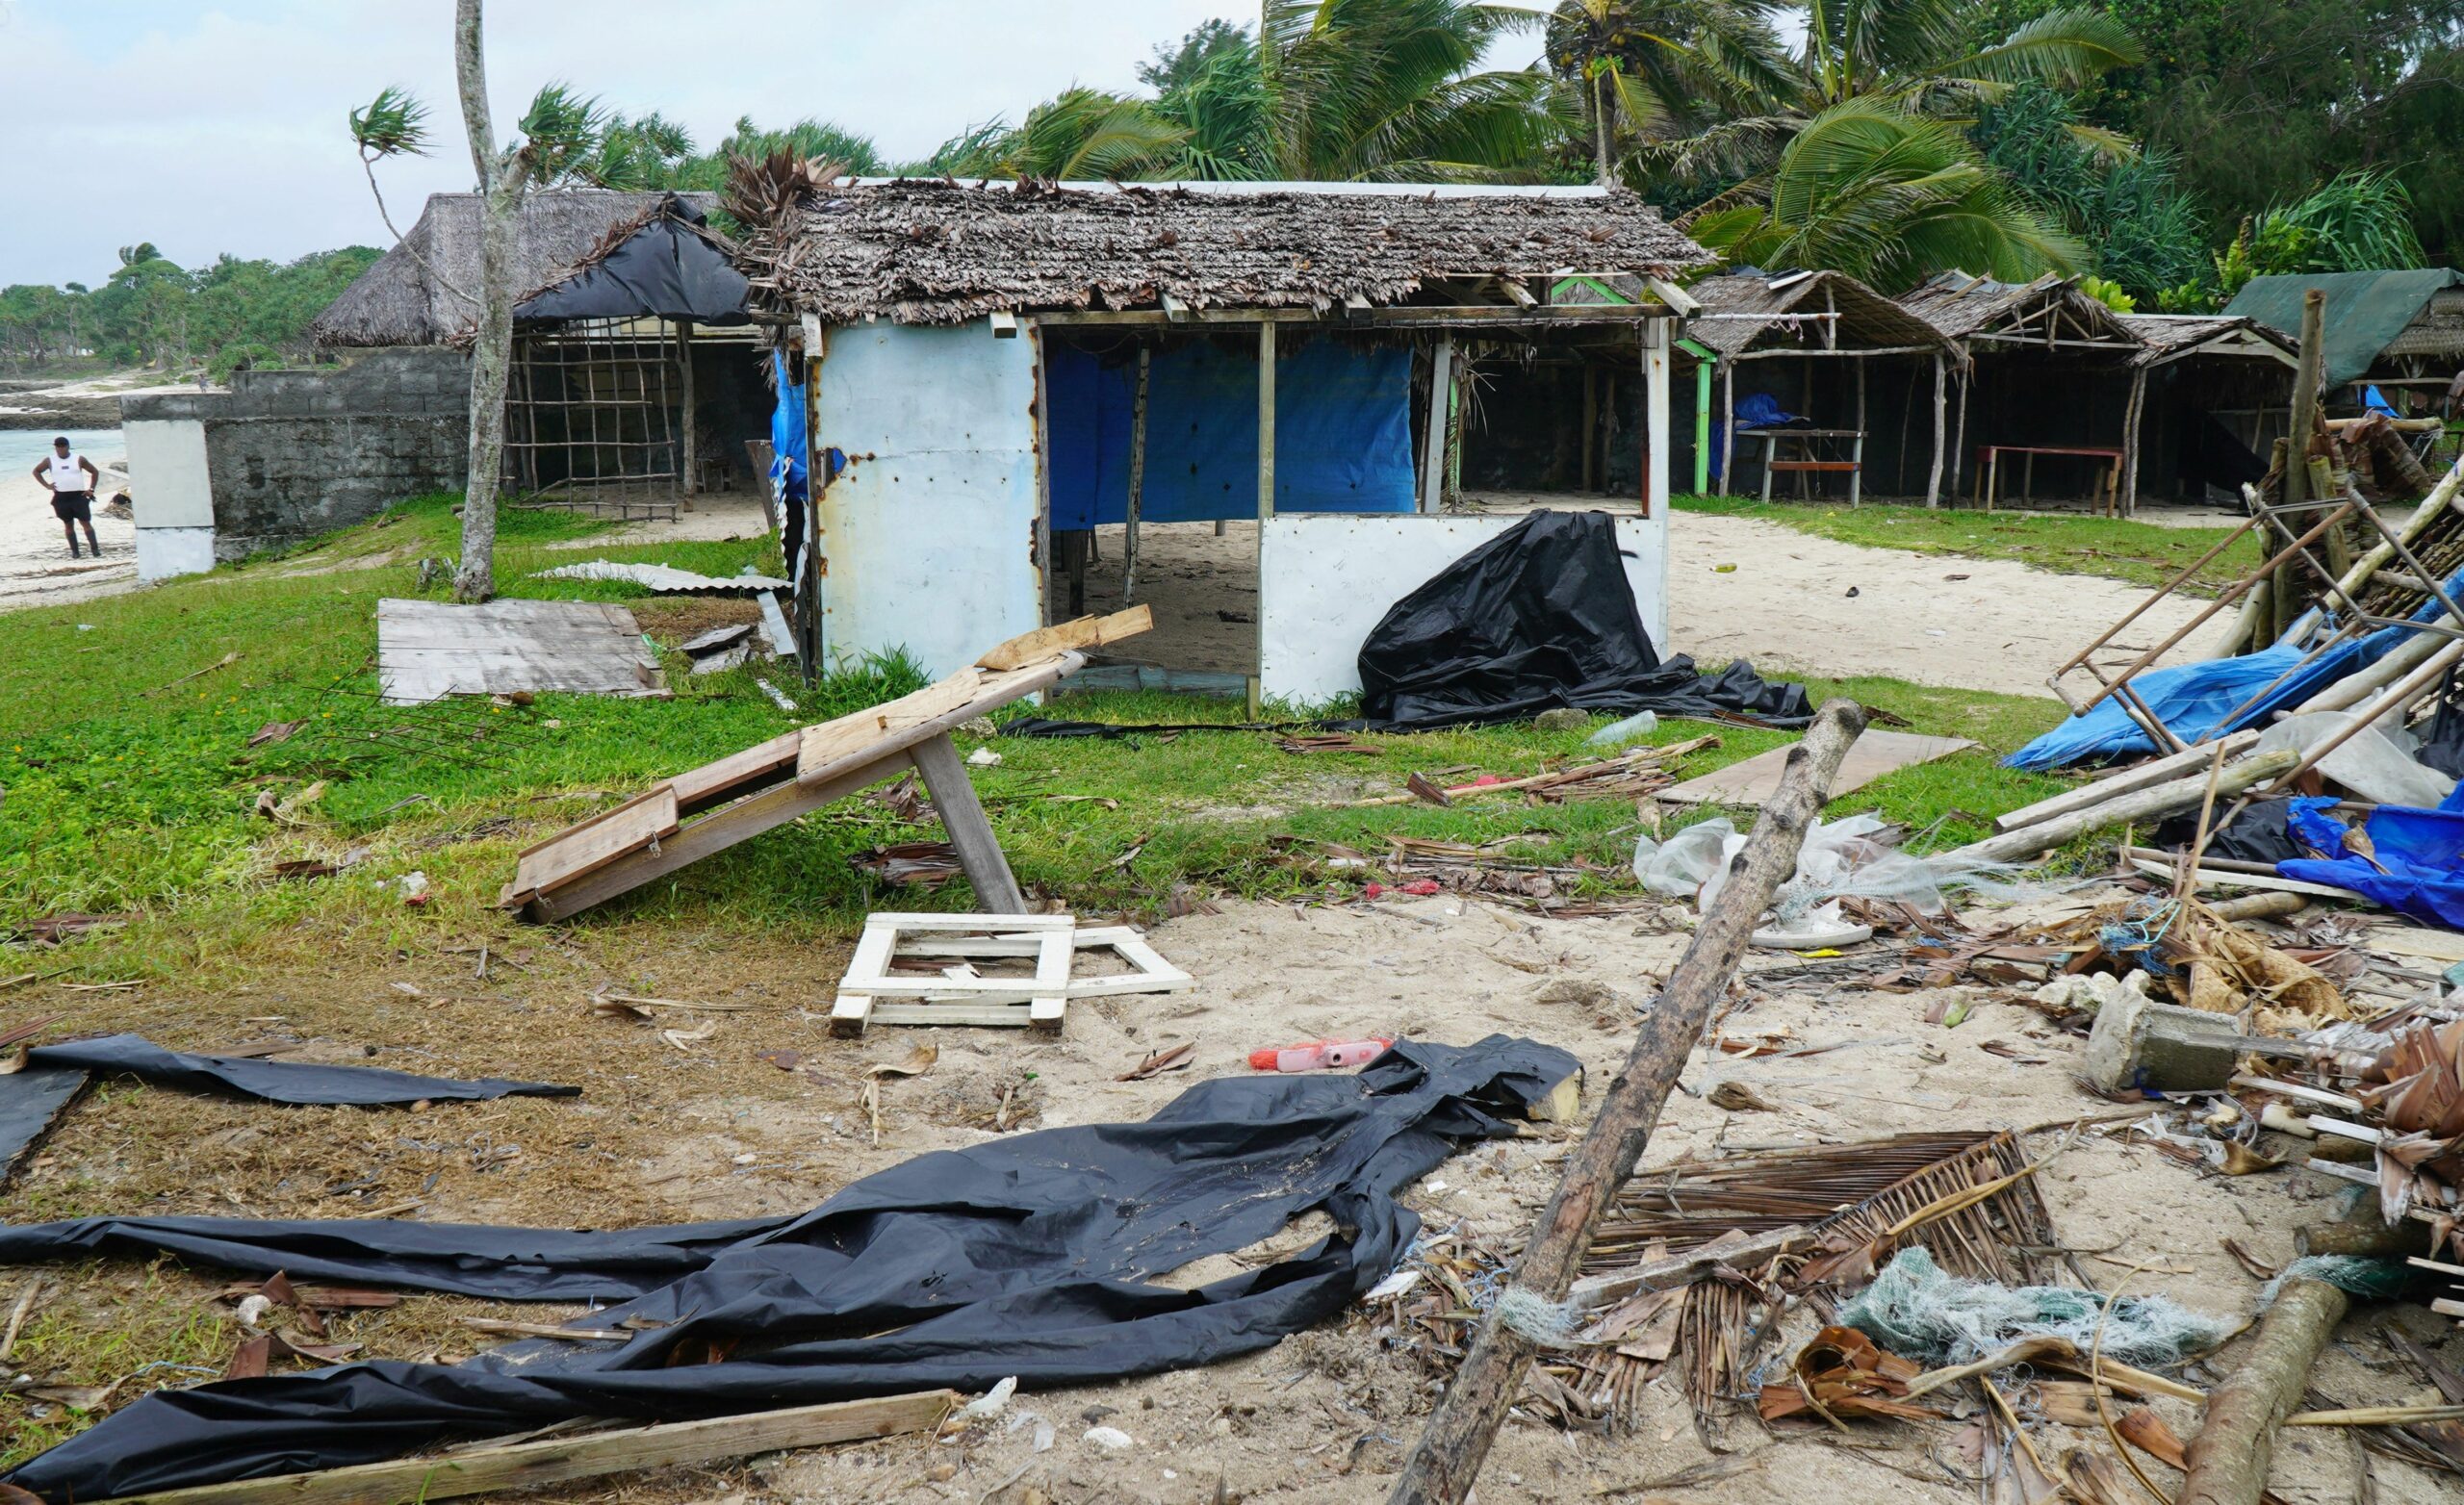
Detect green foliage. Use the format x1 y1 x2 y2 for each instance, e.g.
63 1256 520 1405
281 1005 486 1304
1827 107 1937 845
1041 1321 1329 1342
347 86 431 160
1971 81 2207 301
2077 274 2134 311
0 246 382 373
2209 171 2428 298
1689 100 2081 291
1139 16 1252 92
940 88 1194 180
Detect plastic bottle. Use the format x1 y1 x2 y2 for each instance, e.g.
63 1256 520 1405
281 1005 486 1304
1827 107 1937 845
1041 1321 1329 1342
1247 1037 1395 1072
1586 709 1658 748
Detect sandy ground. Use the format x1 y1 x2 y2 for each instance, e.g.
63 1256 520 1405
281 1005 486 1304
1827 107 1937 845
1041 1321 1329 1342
8 887 2448 1504
1062 503 2222 699
0 465 138 611
1666 510 2221 698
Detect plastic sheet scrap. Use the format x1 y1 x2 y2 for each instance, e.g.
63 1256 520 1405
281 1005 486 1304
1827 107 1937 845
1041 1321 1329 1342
1839 1248 2235 1368
12 1035 578 1106
2254 713 2457 809
2010 559 2464 770
1635 812 2028 923
2281 795 2464 929
1353 510 1812 731
1 1034 1577 1503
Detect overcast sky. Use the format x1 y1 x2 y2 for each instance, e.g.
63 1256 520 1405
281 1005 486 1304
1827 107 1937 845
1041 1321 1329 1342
0 1 1557 291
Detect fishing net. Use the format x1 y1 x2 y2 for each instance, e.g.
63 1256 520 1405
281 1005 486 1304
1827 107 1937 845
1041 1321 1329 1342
1838 1248 2237 1367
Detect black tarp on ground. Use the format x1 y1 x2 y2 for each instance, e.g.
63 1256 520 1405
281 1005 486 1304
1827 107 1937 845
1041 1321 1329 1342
515 193 750 326
0 1036 577 1185
3 1035 1576 1502
1353 510 1811 730
2151 797 2307 867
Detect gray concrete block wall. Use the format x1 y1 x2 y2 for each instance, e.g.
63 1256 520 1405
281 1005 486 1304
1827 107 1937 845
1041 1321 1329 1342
123 347 471 560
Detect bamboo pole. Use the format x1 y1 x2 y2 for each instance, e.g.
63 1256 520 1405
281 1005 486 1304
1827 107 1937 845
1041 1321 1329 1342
1386 700 1870 1505
1944 751 2297 865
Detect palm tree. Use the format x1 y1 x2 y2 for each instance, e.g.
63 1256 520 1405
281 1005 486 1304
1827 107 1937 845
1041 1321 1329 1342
938 88 1194 180
1683 99 2081 290
1487 1 1793 187
1661 1 2143 181
1260 0 1566 181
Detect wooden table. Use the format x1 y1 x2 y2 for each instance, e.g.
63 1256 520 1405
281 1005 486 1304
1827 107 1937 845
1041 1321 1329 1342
1742 426 1865 506
1973 445 2123 514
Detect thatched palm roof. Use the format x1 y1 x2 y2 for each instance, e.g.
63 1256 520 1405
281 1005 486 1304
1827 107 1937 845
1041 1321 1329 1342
2116 313 2296 368
1894 271 2137 346
313 190 719 347
732 178 1712 326
1684 270 1955 359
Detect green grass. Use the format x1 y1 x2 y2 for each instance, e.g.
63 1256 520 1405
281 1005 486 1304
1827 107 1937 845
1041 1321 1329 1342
1675 493 2261 594
0 493 2090 980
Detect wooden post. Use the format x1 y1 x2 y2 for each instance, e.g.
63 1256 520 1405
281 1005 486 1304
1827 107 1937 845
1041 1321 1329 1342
2287 289 2326 514
1123 344 1150 604
1719 361 1735 497
1851 355 1866 507
1580 364 1599 493
1641 319 1669 519
1386 700 1871 1505
1926 353 1946 508
910 732 1029 914
1951 363 1970 508
1252 319 1275 719
2121 365 2147 517
1420 335 1453 513
677 318 697 499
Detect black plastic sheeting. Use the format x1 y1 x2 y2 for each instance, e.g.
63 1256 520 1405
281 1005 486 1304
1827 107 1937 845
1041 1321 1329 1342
4 1035 1576 1502
2151 797 2306 867
14 1035 578 1107
1352 510 1812 730
0 1037 578 1186
516 193 750 326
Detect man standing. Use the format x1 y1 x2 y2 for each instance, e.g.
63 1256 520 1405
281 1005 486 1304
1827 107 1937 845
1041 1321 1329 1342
32 437 101 559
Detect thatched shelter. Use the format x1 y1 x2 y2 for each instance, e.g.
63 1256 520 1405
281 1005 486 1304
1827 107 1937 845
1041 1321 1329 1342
311 190 718 348
2115 314 2297 503
1684 270 1961 505
2223 268 2464 398
728 172 1712 699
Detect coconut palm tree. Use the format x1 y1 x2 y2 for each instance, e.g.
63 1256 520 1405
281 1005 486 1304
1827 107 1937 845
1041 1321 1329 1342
1260 0 1566 181
1684 99 2082 291
1486 1 1793 187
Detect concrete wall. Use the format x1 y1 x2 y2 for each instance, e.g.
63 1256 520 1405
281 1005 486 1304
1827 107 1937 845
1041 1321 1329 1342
120 346 470 570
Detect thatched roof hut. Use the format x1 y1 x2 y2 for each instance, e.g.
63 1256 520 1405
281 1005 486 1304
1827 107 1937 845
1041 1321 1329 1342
732 178 1711 325
313 190 718 347
1894 270 2137 347
2116 313 2296 369
1684 270 1953 360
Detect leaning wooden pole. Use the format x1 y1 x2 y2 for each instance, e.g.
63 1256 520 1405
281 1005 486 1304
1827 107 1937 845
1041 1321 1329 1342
1387 699 1869 1505
2178 1274 2351 1505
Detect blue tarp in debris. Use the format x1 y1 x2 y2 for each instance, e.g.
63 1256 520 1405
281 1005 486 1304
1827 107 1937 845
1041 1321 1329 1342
1709 392 1800 483
2009 560 2464 770
1045 340 1415 528
2281 795 2464 929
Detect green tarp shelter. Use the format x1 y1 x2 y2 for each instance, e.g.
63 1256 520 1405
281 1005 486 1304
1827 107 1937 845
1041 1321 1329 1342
2222 268 2464 386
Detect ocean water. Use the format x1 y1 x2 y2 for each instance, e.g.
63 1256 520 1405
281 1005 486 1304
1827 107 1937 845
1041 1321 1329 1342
1 427 125 475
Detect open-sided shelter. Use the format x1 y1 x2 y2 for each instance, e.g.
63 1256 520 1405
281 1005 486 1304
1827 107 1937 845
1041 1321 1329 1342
1683 270 1963 505
2115 313 2297 504
729 171 1711 703
2223 268 2464 403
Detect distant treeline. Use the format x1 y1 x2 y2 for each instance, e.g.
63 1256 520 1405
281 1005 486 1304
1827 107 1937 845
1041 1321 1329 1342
0 244 381 378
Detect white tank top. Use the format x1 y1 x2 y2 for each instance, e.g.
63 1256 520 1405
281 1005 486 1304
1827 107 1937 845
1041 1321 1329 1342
43 453 86 492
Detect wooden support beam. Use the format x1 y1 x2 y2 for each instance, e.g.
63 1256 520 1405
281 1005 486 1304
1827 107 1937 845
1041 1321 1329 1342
1123 344 1150 604
677 318 697 498
1926 353 1946 509
1386 701 1871 1505
976 604 1153 671
909 732 1028 913
1421 337 1454 514
86 1390 958 1505
1641 319 1669 519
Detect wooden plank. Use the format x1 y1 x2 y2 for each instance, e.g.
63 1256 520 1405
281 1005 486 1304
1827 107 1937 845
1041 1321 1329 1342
526 753 915 920
1030 925 1071 1031
830 918 903 1035
975 605 1154 672
910 732 1029 914
89 1390 958 1505
2124 858 2364 902
866 912 1073 932
501 787 680 906
797 657 1078 787
668 729 803 814
377 599 663 705
1660 730 1976 807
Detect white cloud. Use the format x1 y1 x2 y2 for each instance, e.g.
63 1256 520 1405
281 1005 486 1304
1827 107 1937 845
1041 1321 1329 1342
0 1 1546 289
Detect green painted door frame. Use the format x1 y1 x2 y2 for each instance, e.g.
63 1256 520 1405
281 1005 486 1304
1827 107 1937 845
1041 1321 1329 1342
1677 338 1713 496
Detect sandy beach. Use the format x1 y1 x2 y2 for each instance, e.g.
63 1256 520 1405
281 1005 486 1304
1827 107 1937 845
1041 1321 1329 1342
0 439 139 612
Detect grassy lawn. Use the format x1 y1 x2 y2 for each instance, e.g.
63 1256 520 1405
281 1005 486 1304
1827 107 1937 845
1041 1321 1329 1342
0 492 2087 982
1675 493 2261 594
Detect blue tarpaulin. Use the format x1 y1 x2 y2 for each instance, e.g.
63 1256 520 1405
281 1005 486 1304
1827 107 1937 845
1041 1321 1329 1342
2281 794 2464 928
1045 340 1415 528
2009 560 2464 770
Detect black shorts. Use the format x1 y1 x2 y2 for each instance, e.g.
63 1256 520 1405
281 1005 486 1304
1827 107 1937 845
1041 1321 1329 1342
50 491 92 523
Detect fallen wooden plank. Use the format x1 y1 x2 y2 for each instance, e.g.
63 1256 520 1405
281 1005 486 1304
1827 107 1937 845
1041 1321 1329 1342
976 604 1153 671
502 787 680 907
2124 858 2363 903
1659 729 1974 807
87 1390 957 1505
376 599 665 705
1565 1224 1812 1312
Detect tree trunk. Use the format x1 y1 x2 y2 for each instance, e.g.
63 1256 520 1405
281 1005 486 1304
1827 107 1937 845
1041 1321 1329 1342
2178 1275 2350 1505
452 0 513 604
1387 700 1872 1505
1592 72 1615 188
